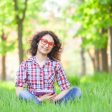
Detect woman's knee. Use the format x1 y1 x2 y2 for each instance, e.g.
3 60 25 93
19 90 33 101
71 87 82 97
19 90 41 104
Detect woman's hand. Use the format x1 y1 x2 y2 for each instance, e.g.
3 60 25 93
38 93 57 102
50 89 70 102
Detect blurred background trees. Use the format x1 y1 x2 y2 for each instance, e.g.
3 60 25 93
64 0 112 74
0 0 112 81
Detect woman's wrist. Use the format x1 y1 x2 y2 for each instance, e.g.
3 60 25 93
52 95 60 102
52 89 69 102
37 97 42 102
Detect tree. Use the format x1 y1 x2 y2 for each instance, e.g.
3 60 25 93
66 0 112 73
13 0 28 63
0 0 15 80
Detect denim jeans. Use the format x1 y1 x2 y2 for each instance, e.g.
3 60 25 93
19 87 81 105
19 90 41 104
57 87 81 104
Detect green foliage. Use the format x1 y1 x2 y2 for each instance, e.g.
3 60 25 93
0 0 46 57
0 0 16 56
26 0 44 18
81 33 108 49
0 0 14 28
66 0 112 49
0 39 15 56
68 76 80 86
98 0 112 5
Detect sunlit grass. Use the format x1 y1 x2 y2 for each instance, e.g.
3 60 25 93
0 74 112 112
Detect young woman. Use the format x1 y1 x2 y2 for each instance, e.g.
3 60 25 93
16 31 81 104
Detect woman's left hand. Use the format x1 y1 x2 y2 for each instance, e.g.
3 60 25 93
38 93 57 102
50 89 70 102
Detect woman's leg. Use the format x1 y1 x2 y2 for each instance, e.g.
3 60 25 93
58 87 82 104
19 90 41 105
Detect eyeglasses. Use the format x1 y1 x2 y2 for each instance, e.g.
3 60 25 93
40 38 55 47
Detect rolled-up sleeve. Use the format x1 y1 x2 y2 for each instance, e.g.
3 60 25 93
55 62 70 91
16 61 28 87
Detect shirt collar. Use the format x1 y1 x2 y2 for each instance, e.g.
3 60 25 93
31 56 52 65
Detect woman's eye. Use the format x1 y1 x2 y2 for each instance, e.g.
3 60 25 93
43 40 48 43
49 43 54 46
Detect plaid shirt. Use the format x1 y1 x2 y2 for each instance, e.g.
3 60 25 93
16 56 70 96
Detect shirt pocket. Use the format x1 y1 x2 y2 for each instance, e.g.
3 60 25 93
44 67 55 84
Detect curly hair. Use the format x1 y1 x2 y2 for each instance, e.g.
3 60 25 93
29 31 62 61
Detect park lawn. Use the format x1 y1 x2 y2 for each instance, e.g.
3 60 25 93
0 74 112 112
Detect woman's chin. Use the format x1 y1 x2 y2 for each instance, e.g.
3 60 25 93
40 51 49 55
40 49 51 55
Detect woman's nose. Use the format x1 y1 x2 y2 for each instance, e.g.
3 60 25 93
45 43 49 47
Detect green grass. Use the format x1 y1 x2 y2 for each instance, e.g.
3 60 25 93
0 74 112 112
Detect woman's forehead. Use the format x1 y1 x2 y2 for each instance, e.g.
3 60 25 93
42 34 54 42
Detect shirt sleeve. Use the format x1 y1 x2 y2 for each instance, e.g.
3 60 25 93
15 61 28 87
55 62 70 91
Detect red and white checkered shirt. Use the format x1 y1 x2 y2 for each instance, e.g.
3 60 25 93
16 56 70 96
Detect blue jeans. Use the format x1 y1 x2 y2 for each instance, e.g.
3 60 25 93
19 90 41 104
19 87 81 105
57 87 81 104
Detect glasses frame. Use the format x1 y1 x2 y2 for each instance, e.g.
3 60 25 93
39 38 56 47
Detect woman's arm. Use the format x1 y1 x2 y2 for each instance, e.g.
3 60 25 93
54 62 70 101
16 61 28 96
16 87 24 96
52 89 70 102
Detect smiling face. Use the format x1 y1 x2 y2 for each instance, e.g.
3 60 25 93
37 34 55 55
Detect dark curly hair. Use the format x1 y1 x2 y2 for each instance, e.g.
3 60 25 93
29 31 62 61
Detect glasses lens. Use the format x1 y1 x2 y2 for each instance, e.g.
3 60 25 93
49 42 54 47
41 39 48 44
40 38 55 47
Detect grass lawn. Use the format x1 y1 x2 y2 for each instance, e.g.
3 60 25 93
0 74 112 112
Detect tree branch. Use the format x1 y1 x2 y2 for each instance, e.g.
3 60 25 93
13 0 19 21
13 0 28 22
21 0 28 22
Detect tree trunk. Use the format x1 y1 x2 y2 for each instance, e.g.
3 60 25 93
87 49 95 73
18 21 24 63
1 30 7 80
13 0 28 64
1 55 6 80
80 47 86 75
100 48 108 72
94 49 101 72
109 27 112 72
100 29 108 72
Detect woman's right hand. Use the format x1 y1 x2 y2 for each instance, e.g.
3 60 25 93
38 93 57 102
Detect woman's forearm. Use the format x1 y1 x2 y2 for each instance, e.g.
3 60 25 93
53 89 70 101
